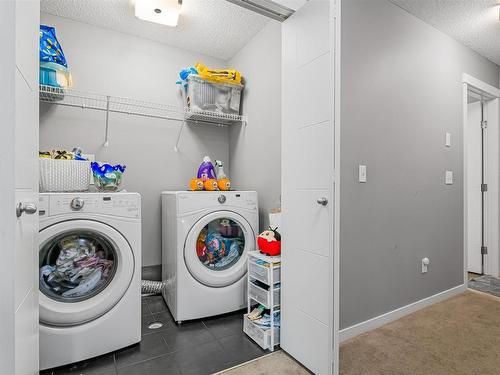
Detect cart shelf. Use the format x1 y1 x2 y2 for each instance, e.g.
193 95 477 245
245 251 281 351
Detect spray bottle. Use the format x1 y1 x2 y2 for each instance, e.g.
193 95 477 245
215 160 231 191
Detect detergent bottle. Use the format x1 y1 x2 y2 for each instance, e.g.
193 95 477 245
197 156 217 181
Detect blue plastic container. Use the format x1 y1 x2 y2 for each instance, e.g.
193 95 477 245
39 64 59 87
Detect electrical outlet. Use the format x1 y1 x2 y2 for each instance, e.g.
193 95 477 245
422 258 430 273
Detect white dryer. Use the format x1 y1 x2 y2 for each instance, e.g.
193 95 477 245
161 191 258 322
38 192 141 370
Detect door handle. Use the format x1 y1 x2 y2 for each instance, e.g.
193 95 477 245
317 197 328 206
16 202 37 218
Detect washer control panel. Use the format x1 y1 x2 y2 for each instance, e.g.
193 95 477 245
39 193 141 219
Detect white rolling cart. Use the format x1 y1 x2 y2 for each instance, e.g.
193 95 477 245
243 250 281 351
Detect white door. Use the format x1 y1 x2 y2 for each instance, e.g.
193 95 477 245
0 1 39 374
281 1 336 374
467 101 483 274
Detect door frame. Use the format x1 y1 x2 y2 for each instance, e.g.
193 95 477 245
332 0 341 374
462 73 500 281
0 1 16 372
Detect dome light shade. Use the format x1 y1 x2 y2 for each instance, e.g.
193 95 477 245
135 0 182 27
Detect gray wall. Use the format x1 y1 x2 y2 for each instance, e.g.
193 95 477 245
39 13 230 267
228 21 282 231
340 0 500 329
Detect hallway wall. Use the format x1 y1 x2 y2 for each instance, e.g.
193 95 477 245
340 0 500 329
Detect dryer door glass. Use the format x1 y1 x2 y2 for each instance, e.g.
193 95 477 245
39 230 118 303
196 218 245 271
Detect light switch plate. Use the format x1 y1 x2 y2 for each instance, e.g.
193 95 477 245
445 132 451 147
422 257 430 273
445 170 453 185
359 165 367 183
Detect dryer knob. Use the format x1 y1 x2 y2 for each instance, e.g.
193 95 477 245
218 195 226 204
70 197 85 211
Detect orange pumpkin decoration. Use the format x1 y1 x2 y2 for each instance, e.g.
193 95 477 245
189 178 204 191
204 179 219 191
217 178 231 191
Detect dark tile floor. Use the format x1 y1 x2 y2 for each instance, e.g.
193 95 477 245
41 295 268 375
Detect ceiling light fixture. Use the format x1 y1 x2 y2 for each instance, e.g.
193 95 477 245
135 0 182 27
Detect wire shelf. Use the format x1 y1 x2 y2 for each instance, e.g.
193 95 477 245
39 85 247 149
185 109 247 126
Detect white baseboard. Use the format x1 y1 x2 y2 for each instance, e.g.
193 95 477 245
339 284 467 342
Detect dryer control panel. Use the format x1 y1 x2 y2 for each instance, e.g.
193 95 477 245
39 193 141 219
175 191 258 215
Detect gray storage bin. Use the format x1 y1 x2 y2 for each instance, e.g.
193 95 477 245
249 281 280 308
248 260 281 285
243 314 280 350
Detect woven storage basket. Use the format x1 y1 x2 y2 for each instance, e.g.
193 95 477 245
39 159 91 192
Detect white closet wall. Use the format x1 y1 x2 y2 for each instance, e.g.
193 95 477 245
39 13 230 268
228 21 282 231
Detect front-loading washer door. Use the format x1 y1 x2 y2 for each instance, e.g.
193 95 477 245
39 219 134 326
184 211 255 287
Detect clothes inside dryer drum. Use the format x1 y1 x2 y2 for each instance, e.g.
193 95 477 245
196 218 245 271
39 230 117 303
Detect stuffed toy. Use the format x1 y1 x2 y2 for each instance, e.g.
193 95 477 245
217 178 231 191
257 227 281 256
189 178 204 191
204 179 219 191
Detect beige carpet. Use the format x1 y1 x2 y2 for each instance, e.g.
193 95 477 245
340 290 500 375
215 351 311 375
219 290 500 375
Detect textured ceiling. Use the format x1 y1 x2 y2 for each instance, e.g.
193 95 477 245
391 0 500 65
40 0 271 60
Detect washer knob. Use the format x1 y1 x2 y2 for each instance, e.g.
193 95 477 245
70 197 85 211
218 195 226 204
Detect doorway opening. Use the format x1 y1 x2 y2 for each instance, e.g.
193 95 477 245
463 74 500 283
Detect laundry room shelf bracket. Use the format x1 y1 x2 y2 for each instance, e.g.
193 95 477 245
39 85 247 150
104 95 110 147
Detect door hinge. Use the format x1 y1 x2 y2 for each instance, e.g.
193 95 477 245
481 246 488 255
481 183 488 192
481 120 488 129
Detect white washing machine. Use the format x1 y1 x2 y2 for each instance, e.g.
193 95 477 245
38 192 141 370
161 191 258 322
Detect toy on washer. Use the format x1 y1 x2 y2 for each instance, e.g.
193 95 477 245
190 178 204 191
257 227 281 256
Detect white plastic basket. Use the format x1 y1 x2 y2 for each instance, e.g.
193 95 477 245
184 75 243 115
39 159 91 192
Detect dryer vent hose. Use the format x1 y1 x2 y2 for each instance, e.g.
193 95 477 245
141 280 164 296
